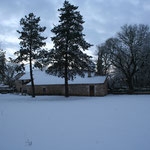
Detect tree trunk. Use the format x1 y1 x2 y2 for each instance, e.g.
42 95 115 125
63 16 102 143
127 77 134 94
65 53 69 97
29 51 35 98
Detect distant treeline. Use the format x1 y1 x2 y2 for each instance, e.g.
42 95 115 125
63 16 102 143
96 24 150 93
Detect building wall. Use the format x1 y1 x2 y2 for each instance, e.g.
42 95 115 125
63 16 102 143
25 82 107 96
15 80 30 93
32 85 64 95
95 80 108 96
69 84 89 96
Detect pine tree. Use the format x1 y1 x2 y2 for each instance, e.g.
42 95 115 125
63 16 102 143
97 57 104 75
47 1 94 97
0 49 6 83
96 44 111 75
15 13 47 97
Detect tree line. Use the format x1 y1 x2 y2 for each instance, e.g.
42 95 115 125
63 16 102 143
96 24 150 93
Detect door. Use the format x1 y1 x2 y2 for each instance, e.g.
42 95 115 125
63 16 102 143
90 85 94 96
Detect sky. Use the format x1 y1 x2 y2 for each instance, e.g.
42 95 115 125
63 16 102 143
0 0 150 59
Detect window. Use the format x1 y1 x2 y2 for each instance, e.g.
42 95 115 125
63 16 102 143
43 88 46 93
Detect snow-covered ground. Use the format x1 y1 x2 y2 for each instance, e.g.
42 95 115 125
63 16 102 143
0 94 150 150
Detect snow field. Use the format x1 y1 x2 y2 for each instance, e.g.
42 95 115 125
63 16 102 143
0 94 150 150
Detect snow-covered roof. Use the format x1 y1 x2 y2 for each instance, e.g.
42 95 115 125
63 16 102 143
0 84 9 88
20 70 106 85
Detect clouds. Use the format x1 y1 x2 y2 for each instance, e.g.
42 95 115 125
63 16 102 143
0 0 150 58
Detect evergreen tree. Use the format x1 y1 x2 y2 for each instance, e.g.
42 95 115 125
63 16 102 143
97 56 104 75
96 44 111 75
0 49 6 83
47 1 94 97
15 13 47 97
5 58 25 87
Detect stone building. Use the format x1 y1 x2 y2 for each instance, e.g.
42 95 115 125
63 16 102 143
16 70 107 96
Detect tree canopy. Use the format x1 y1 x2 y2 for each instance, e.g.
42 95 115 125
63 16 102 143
15 13 47 97
97 24 150 92
44 1 94 97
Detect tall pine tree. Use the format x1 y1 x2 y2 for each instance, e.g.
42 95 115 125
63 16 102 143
15 13 47 97
46 1 94 97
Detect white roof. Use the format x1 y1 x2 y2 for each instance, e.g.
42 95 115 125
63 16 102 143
20 70 106 85
0 84 9 88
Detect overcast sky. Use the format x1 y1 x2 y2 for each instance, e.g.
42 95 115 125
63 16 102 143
0 0 150 59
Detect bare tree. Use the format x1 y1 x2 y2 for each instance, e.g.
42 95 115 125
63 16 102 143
98 24 150 92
